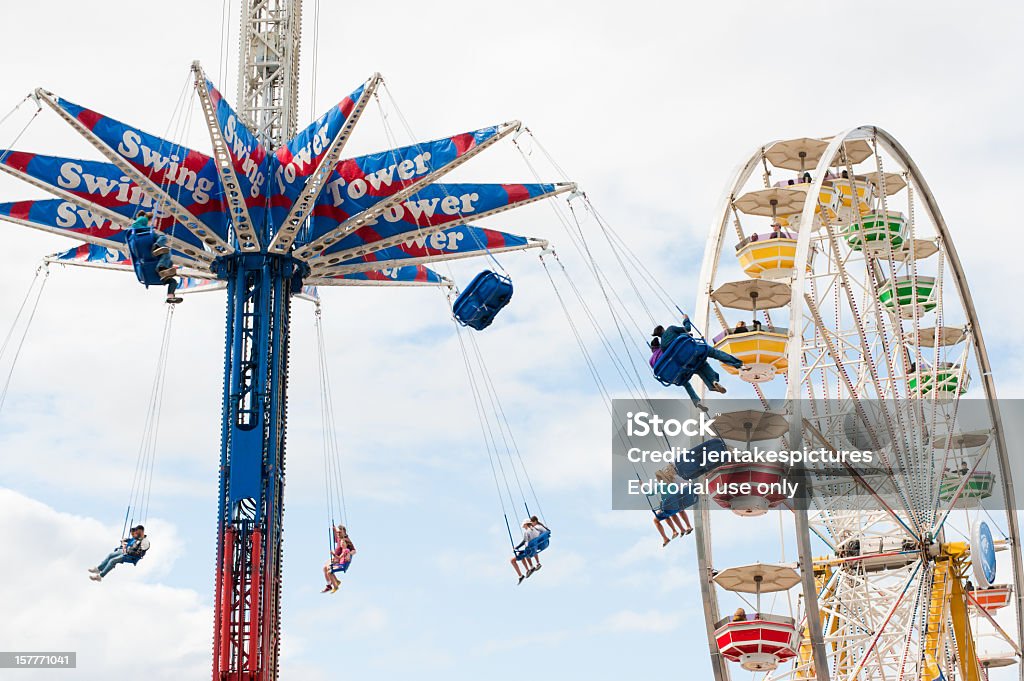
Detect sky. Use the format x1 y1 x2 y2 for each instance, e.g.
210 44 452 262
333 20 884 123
0 1 1022 679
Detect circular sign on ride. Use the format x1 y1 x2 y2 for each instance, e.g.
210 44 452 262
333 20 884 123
971 521 997 588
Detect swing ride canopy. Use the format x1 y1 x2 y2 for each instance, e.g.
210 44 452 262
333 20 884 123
0 63 573 288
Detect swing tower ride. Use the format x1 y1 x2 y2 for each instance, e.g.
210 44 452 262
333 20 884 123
0 1 571 678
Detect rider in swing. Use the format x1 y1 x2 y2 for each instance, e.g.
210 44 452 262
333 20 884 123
651 314 744 406
128 211 183 304
88 525 150 581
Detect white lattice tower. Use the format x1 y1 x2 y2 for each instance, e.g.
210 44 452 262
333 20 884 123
236 0 302 148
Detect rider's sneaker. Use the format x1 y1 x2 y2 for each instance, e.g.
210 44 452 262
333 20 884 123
151 246 170 257
166 296 184 304
711 382 727 394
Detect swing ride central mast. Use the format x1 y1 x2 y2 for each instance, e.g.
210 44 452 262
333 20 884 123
236 0 302 148
214 2 303 678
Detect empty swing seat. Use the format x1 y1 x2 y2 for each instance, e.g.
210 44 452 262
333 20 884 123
653 335 711 386
453 271 514 330
126 228 168 287
515 530 551 560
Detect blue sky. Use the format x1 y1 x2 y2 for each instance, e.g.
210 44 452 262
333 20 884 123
1 1 1023 679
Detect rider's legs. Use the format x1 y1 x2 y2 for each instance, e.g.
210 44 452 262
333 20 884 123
707 347 743 369
694 362 721 390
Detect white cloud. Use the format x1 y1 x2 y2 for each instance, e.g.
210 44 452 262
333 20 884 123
0 488 209 680
600 609 681 634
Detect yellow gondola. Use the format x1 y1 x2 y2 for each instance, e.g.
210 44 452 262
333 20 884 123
830 177 874 223
714 328 788 383
735 233 798 280
774 183 840 228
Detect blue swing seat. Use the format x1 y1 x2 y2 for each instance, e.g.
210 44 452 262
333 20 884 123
119 537 145 566
654 491 698 520
330 558 353 574
515 529 551 560
652 334 711 386
453 270 513 331
674 437 729 480
125 228 169 287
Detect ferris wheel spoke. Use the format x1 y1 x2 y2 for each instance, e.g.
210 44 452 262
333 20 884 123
801 294 922 524
803 421 917 539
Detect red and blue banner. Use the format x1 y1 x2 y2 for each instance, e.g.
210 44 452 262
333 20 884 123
312 183 557 258
0 151 206 249
309 126 504 234
0 198 123 244
51 96 228 240
333 225 529 269
51 243 129 267
315 264 446 285
270 82 369 229
203 80 269 233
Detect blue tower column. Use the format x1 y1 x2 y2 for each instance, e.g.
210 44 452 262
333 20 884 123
212 253 305 681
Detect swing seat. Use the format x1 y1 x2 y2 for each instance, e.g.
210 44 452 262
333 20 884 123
674 437 729 480
514 530 551 560
654 492 698 519
453 270 513 330
653 335 711 386
125 228 169 287
330 558 353 574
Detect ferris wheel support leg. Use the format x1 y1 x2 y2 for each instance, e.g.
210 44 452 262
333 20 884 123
790 416 832 681
693 494 730 681
948 569 983 681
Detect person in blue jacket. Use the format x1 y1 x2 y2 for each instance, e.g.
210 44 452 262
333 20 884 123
127 212 182 304
88 525 150 581
652 315 742 404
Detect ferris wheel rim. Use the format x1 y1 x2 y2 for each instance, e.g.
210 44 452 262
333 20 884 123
692 125 1023 681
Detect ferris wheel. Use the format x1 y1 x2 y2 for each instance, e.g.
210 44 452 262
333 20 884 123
691 127 1023 681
